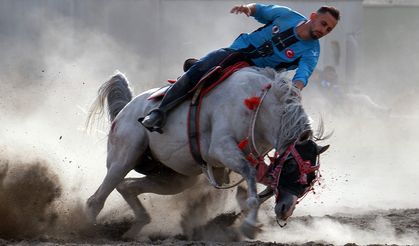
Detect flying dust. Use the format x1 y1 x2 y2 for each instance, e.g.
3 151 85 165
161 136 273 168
0 158 61 240
0 154 246 243
0 156 101 242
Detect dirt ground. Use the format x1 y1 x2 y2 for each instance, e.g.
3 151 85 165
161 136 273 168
1 157 418 246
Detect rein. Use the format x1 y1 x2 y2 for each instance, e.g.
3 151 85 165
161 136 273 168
238 83 279 184
238 84 321 202
248 83 273 157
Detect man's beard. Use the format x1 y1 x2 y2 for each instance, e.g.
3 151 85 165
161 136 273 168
309 30 320 40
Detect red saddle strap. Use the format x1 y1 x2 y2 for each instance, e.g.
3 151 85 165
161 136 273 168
188 61 250 166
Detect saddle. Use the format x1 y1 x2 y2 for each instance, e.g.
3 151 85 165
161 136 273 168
147 54 250 101
148 61 250 167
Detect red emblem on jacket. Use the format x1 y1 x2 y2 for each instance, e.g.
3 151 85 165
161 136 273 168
285 48 295 58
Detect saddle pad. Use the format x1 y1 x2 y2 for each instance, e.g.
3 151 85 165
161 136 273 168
147 85 171 100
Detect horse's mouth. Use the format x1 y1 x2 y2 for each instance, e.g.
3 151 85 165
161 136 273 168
277 204 294 220
274 191 298 220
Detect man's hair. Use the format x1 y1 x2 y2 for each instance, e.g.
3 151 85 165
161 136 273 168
317 6 340 21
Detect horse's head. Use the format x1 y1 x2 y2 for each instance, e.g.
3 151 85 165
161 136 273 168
273 135 329 222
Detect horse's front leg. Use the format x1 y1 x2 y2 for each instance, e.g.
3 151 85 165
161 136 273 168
208 135 260 239
236 186 274 212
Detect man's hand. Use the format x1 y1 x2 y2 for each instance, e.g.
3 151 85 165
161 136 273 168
293 80 305 90
230 4 256 17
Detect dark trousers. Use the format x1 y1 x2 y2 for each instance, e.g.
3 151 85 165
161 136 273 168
181 48 250 91
140 48 251 131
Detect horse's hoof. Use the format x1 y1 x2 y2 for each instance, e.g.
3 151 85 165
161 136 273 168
84 207 97 224
85 198 103 224
240 219 262 239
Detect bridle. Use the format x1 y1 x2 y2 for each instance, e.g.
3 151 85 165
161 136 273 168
238 82 321 203
271 142 321 201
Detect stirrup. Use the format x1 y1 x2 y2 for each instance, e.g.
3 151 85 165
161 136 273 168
138 117 164 134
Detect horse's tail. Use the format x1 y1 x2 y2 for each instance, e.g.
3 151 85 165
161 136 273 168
86 72 133 130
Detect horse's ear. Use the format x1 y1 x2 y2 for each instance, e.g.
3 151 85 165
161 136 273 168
317 144 330 155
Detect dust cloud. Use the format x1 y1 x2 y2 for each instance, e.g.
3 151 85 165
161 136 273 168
0 154 133 242
298 5 419 215
178 180 241 242
1 1 419 245
0 2 145 240
260 209 419 245
266 5 419 244
0 158 61 240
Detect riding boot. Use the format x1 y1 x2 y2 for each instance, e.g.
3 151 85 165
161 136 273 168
140 74 193 132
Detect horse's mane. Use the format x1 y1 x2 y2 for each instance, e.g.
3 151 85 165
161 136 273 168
275 78 311 150
254 67 331 146
244 67 313 151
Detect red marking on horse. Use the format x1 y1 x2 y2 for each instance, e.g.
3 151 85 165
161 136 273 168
237 138 249 150
244 97 261 110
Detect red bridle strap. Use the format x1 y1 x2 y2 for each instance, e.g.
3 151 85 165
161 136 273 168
240 142 321 202
237 138 273 185
290 145 320 185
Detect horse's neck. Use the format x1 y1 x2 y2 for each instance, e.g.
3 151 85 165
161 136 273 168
227 67 307 155
253 92 282 153
253 80 307 154
234 68 284 155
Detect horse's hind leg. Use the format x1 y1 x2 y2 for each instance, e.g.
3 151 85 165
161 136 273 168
86 124 148 223
116 172 198 239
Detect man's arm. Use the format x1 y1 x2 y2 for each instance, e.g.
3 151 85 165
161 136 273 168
232 4 293 25
230 3 256 17
292 56 318 91
292 43 320 91
293 80 305 90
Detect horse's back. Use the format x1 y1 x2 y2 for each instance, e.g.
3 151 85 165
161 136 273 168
148 67 275 171
200 67 275 130
114 67 276 176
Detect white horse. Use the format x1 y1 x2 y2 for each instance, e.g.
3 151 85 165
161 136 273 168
85 67 328 239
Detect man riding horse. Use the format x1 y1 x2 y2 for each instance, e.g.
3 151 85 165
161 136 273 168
140 3 340 133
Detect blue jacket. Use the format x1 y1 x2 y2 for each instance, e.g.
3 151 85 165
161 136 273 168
230 4 320 86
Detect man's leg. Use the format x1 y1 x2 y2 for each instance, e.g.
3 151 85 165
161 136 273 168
140 48 235 132
183 58 199 72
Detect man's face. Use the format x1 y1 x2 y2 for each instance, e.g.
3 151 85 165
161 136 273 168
309 12 338 40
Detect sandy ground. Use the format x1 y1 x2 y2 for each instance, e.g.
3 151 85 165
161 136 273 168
1 160 418 246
